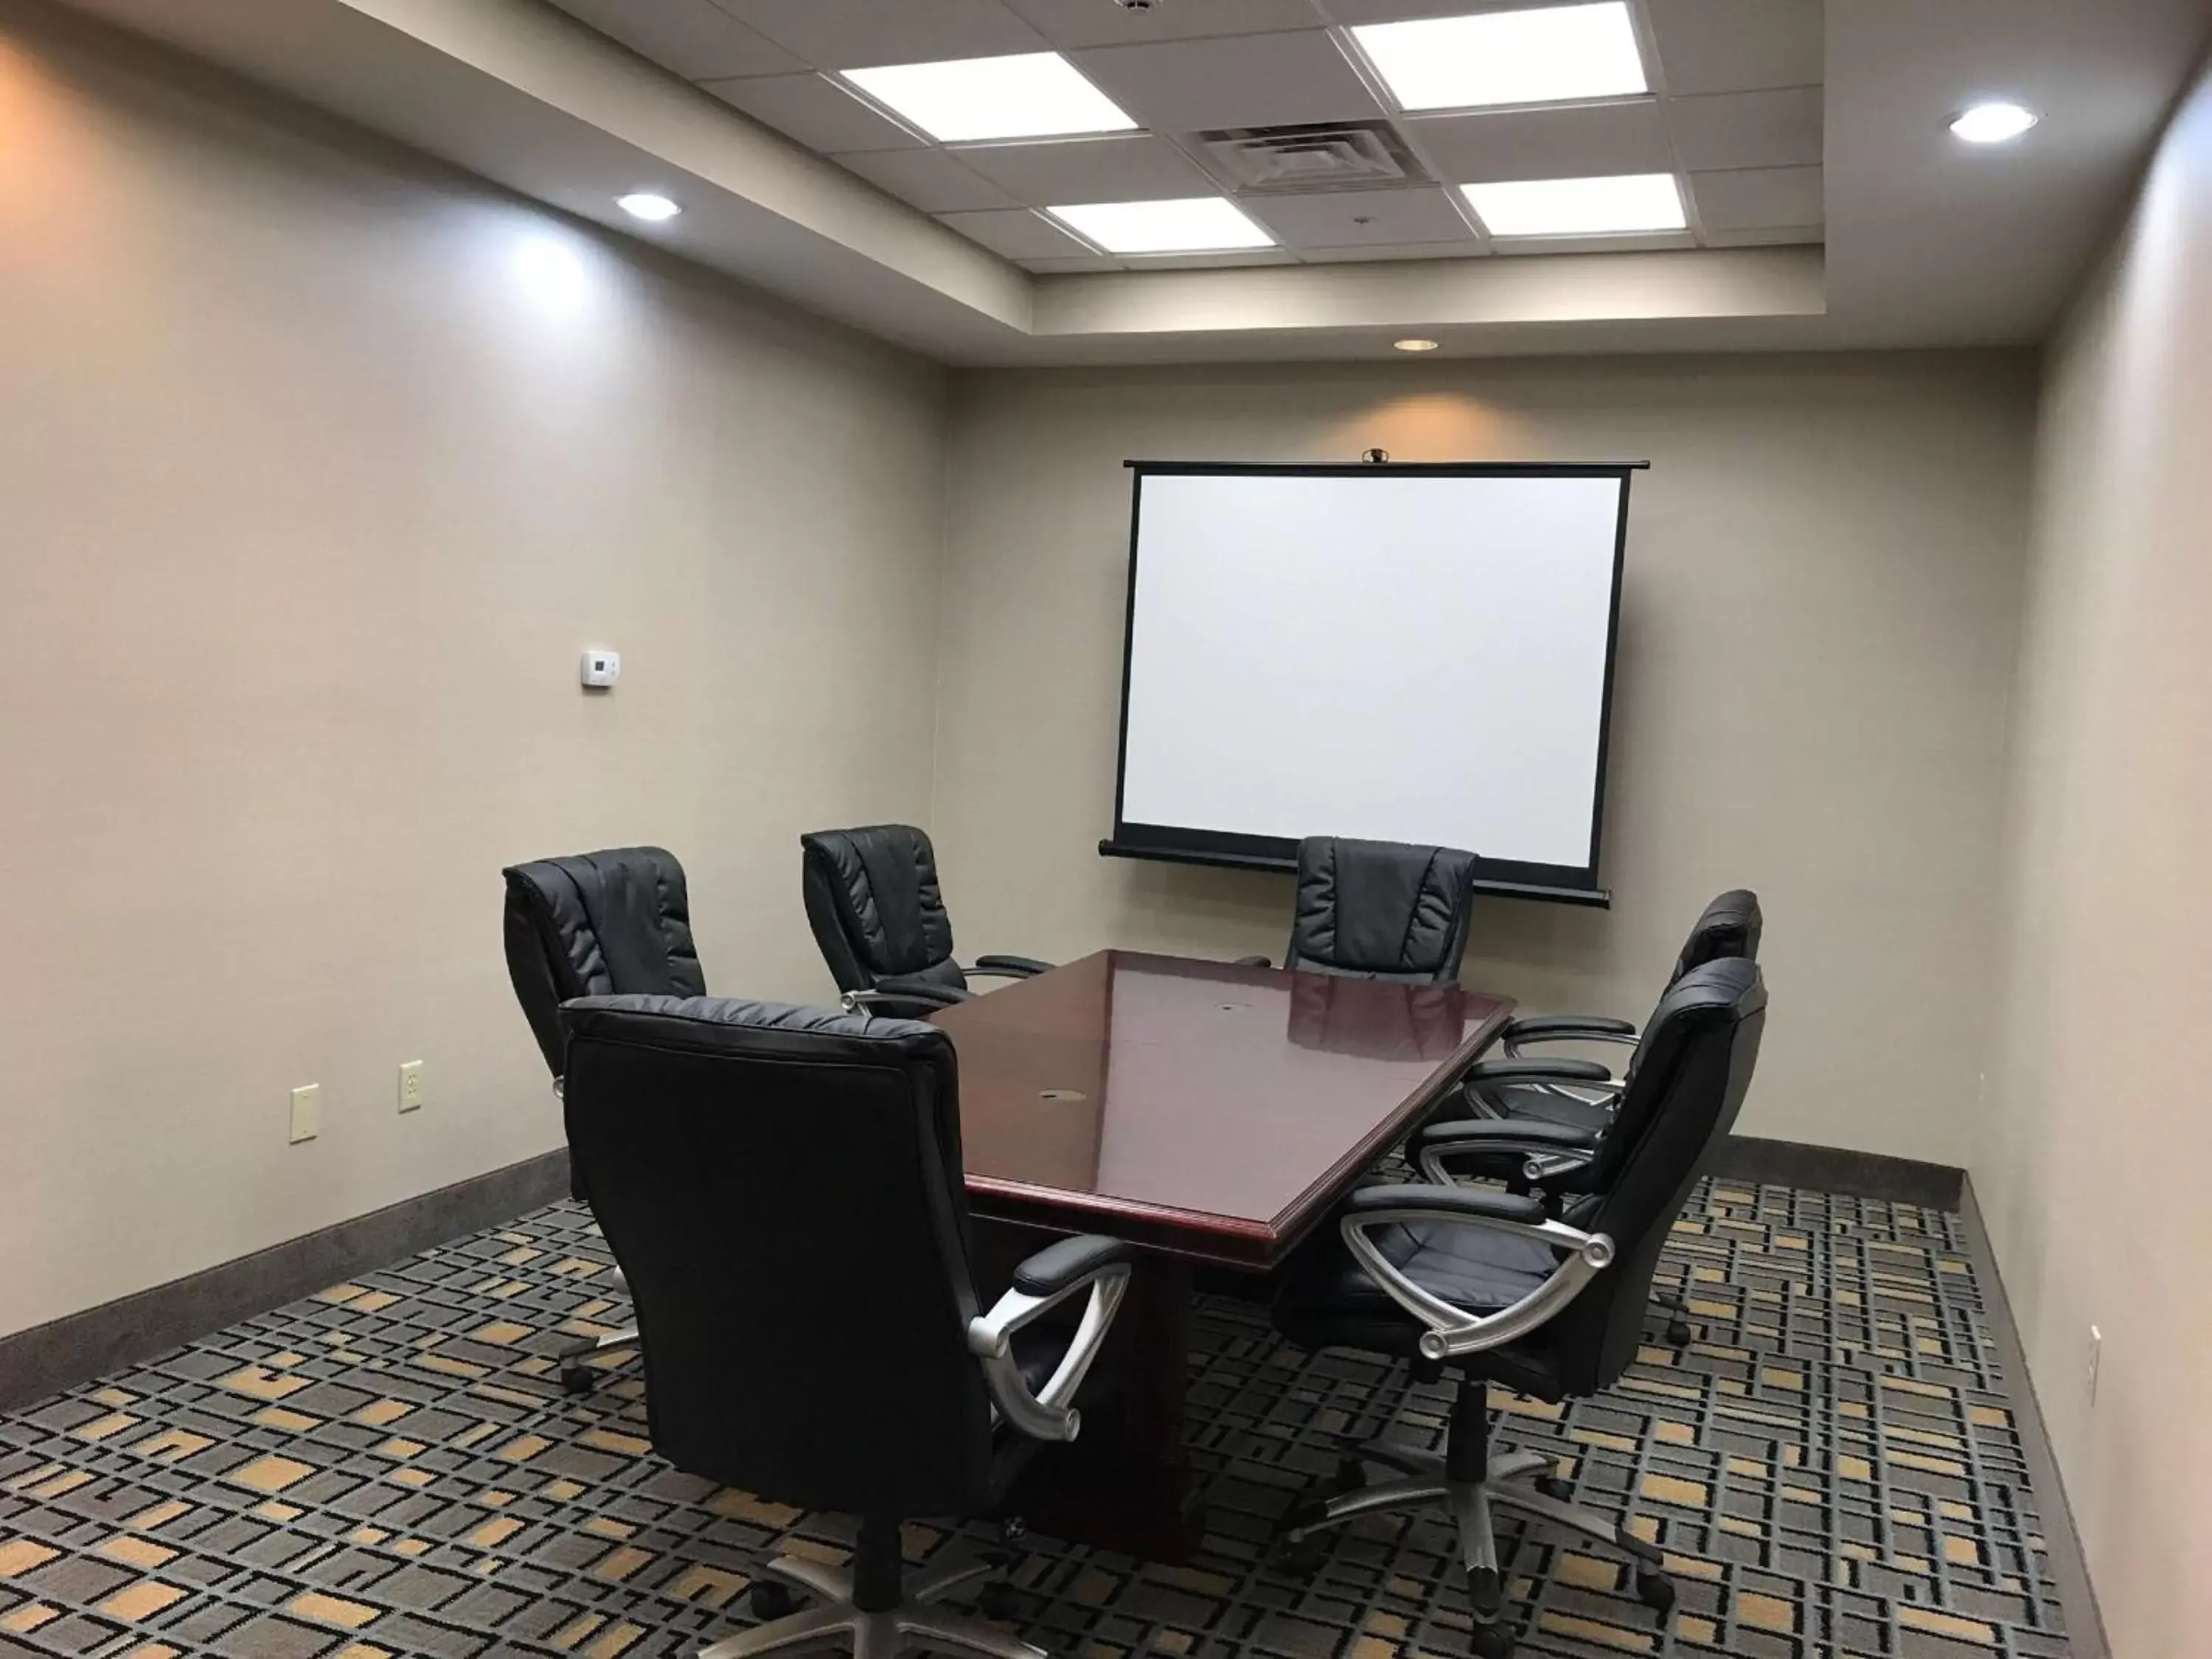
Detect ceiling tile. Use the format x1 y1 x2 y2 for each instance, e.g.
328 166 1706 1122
936 208 1090 259
950 133 1211 204
1492 229 1697 255
544 0 803 78
1073 32 1385 131
1118 248 1301 268
1667 86 1823 171
1688 164 1824 229
1002 0 1323 49
717 0 1047 69
699 73 924 152
1322 0 1537 21
1703 223 1824 248
1020 254 1127 271
1646 0 1822 96
1405 100 1672 184
838 149 1022 212
1245 186 1472 248
1299 240 1488 262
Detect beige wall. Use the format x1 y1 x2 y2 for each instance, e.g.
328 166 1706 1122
0 7 947 1338
933 354 2037 1167
1979 59 2212 1659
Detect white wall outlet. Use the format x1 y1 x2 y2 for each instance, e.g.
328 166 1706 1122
2086 1325 2102 1405
397 1060 425 1114
580 648 620 689
289 1083 321 1144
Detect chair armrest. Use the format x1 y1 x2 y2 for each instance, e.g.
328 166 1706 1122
1407 1119 1601 1185
1337 1184 1614 1361
842 978 970 1017
1232 955 1271 968
971 954 1054 978
1503 1015 1639 1058
967 1236 1132 1443
1464 1057 1613 1086
1506 1015 1636 1041
1341 1183 1549 1225
1011 1234 1132 1295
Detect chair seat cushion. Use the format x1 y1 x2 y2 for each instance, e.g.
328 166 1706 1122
1273 1217 1568 1401
1471 1081 1615 1133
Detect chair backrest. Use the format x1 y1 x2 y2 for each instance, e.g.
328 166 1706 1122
1285 837 1480 984
1671 888 1763 983
501 847 705 1079
800 824 965 997
1547 958 1767 1396
559 995 998 1517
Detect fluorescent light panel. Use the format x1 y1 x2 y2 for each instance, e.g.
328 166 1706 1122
1352 3 1646 114
1048 197 1275 255
1461 173 1685 237
841 52 1135 143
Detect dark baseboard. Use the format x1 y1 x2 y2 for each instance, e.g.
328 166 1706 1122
0 1149 570 1413
1958 1177 2109 1659
1712 1134 1965 1209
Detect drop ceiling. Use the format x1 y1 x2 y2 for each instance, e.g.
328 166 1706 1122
546 0 1825 271
49 0 2212 364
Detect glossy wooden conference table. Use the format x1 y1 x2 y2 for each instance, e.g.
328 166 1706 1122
933 949 1513 1559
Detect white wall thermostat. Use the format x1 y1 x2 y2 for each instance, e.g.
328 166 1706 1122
580 649 621 689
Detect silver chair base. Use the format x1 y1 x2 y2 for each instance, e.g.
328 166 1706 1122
701 1554 1043 1659
1283 1438 1669 1640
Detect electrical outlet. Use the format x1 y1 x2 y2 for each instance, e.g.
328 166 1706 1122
289 1084 321 1144
2086 1326 2102 1405
397 1060 425 1114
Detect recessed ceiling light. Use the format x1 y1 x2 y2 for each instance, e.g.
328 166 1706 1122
1351 2 1646 114
1461 173 1686 237
616 192 681 221
841 52 1136 143
1046 197 1276 255
1394 338 1440 352
1950 102 2039 145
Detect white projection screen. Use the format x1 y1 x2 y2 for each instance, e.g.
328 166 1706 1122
1105 462 1635 902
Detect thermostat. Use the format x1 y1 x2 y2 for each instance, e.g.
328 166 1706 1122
580 649 621 689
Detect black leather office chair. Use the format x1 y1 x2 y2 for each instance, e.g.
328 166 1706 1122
1272 959 1767 1659
560 994 1132 1659
1413 891 1761 1348
1470 888 1762 1124
1243 836 1480 983
501 845 706 1392
801 824 1052 1018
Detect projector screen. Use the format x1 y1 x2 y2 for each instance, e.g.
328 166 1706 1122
1104 461 1635 902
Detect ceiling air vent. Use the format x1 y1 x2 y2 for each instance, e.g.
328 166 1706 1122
1191 120 1433 195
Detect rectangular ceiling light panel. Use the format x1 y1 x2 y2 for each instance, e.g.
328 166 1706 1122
1352 3 1647 114
841 52 1137 143
1461 173 1685 236
1048 197 1277 254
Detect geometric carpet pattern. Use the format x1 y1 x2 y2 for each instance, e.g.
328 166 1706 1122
0 1182 2067 1659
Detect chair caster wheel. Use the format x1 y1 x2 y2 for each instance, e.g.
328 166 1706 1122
1466 1565 1502 1621
749 1582 798 1620
1635 1570 1676 1614
1331 1455 1368 1492
1277 1532 1326 1576
976 1582 1019 1621
1534 1475 1573 1502
998 1516 1027 1548
1470 1619 1514 1658
1665 1320 1693 1348
561 1366 596 1395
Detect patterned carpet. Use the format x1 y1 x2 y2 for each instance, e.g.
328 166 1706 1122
0 1182 2067 1659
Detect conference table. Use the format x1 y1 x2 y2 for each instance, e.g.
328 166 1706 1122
932 949 1513 1561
